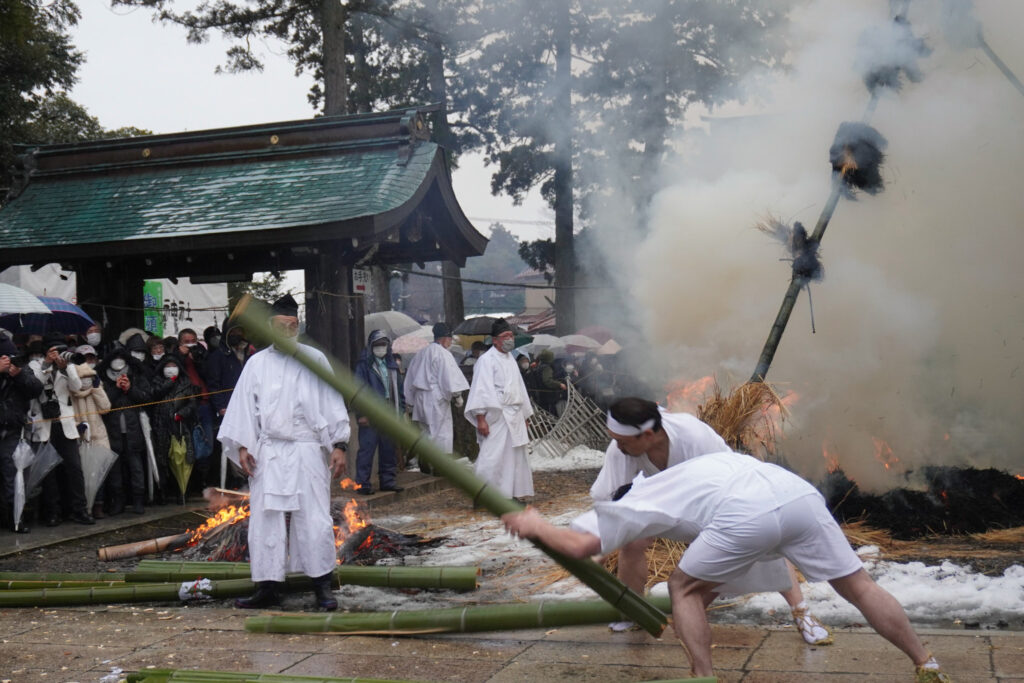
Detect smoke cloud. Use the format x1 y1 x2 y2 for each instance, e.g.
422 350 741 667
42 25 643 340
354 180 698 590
630 0 1024 490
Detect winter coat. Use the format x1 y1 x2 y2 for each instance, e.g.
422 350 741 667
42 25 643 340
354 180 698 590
354 331 404 415
204 332 252 415
28 358 83 442
70 363 112 448
99 350 153 443
0 364 43 432
149 359 199 465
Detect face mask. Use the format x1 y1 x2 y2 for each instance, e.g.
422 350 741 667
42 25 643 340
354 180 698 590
228 335 243 348
372 346 388 358
86 362 97 370
110 358 127 371
151 352 164 361
86 333 101 346
209 336 221 348
163 366 180 379
564 363 576 372
30 354 43 363
500 338 515 353
518 360 530 370
185 342 197 348
131 351 146 362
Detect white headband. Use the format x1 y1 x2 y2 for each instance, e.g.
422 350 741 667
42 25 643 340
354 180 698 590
606 413 656 436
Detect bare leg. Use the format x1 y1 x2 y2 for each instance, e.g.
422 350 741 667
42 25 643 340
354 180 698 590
618 537 654 595
828 568 930 665
668 568 721 678
779 560 805 607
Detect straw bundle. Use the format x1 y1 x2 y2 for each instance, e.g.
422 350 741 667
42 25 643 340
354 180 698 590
696 381 787 457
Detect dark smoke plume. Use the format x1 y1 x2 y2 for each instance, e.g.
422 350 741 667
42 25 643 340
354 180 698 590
829 121 887 197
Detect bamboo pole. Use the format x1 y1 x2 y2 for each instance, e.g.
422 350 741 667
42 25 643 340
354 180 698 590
126 670 414 683
97 533 191 561
0 571 126 582
236 299 667 637
0 578 260 607
246 595 676 635
129 561 480 591
0 580 126 590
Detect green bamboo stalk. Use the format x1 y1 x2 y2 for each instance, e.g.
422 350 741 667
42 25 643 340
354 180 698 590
0 580 126 590
129 561 479 591
127 671 412 683
0 571 126 582
246 595 676 635
0 577 261 607
237 299 668 637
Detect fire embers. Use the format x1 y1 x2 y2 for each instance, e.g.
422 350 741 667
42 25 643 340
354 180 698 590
858 14 931 95
756 218 823 284
829 122 888 197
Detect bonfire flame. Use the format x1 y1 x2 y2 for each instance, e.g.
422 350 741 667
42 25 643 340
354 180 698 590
665 376 715 413
187 504 251 545
871 436 900 472
822 441 841 473
334 478 373 562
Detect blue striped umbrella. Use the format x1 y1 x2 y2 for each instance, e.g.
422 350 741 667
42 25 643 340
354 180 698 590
0 296 96 335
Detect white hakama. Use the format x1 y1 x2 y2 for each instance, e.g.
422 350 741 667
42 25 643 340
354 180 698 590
464 346 534 498
590 408 731 502
404 342 469 453
571 452 860 595
219 344 350 582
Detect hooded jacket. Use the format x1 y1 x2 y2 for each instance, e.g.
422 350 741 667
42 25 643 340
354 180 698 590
149 356 199 464
0 337 43 431
70 362 112 448
204 320 253 414
354 329 404 415
98 348 153 439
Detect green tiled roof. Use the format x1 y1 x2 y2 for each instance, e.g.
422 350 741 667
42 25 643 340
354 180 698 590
0 141 438 249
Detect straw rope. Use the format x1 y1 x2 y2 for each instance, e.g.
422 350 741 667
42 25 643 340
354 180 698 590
22 387 234 426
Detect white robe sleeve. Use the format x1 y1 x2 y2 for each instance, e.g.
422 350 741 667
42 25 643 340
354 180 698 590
436 347 469 398
217 354 262 467
303 345 350 449
464 351 502 423
589 442 642 502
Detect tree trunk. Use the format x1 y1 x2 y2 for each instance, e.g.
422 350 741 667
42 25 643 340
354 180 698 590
321 0 348 116
636 0 672 224
427 38 465 326
552 0 575 334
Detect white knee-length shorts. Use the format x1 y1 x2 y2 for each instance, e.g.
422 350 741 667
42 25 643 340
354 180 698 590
680 493 863 584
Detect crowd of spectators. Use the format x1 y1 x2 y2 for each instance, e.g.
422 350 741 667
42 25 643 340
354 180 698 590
0 320 253 533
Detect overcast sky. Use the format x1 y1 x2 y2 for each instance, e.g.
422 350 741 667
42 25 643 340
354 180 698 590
67 0 554 244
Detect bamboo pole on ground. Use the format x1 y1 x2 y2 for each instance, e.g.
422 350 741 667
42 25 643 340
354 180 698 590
0 580 126 590
97 533 192 561
0 571 126 582
129 560 480 591
126 670 413 683
246 595 676 635
0 578 258 607
235 299 668 637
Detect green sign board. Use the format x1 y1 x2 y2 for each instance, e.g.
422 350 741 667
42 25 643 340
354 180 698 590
143 280 163 337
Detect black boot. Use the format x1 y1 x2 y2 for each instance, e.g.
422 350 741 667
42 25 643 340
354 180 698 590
311 573 337 611
234 581 282 609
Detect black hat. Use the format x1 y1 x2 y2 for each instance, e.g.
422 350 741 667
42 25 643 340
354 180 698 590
42 331 68 351
490 318 512 337
271 293 299 317
0 334 18 358
432 322 452 339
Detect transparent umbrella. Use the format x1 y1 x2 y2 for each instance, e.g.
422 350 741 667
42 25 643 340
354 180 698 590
80 441 119 511
24 442 62 501
11 439 35 531
139 412 160 499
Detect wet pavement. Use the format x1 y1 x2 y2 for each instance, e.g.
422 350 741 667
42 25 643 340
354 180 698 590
1 470 1019 682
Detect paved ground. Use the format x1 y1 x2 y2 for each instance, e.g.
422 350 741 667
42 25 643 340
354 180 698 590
1 471 1018 682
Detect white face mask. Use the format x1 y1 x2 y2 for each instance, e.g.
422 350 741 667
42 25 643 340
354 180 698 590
110 358 127 371
185 342 197 348
518 360 530 370
131 351 146 362
86 362 97 370
152 352 164 361
564 363 576 372
500 338 515 353
86 333 101 346
163 366 180 379
30 354 43 363
372 346 388 358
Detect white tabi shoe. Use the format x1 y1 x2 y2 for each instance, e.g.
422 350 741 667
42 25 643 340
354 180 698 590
792 605 833 645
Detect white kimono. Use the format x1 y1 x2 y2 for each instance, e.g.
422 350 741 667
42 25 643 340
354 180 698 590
590 409 730 502
464 346 534 498
403 342 469 453
573 452 819 596
218 344 350 582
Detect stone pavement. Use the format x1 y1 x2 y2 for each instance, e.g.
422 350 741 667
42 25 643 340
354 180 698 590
0 604 1018 683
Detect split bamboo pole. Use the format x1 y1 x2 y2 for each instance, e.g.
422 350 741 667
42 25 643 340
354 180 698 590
236 299 668 637
129 560 479 591
246 595 675 635
97 533 192 561
126 670 412 683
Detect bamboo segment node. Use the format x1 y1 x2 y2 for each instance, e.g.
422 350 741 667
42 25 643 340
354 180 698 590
97 533 191 561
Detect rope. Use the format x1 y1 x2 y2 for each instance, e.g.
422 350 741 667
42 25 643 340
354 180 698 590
23 388 234 426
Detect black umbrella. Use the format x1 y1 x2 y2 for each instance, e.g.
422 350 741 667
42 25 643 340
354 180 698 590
453 317 498 336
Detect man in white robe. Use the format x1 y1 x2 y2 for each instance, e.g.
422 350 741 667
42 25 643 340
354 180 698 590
503 451 952 683
594 397 831 645
218 295 350 610
404 323 469 455
464 318 534 499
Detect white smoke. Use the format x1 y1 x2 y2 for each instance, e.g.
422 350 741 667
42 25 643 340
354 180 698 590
631 0 1024 490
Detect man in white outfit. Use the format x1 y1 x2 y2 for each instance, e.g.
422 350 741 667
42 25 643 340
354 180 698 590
218 294 350 610
464 318 533 500
503 450 952 683
404 323 469 455
594 396 831 644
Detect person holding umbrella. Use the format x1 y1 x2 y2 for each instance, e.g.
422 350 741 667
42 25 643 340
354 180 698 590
0 334 43 532
29 332 94 525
